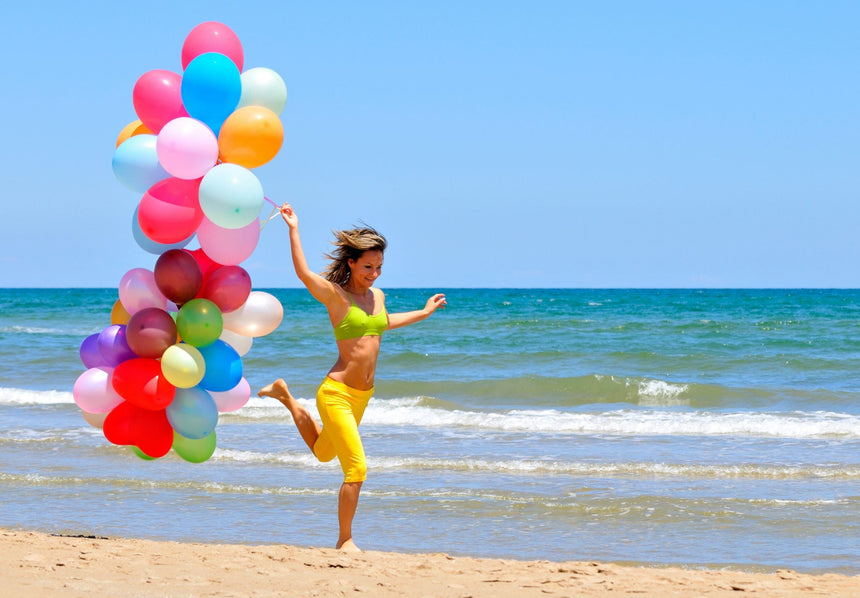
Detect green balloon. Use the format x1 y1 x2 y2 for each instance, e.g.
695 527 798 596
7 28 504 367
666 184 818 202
173 430 217 463
176 298 223 347
131 446 157 461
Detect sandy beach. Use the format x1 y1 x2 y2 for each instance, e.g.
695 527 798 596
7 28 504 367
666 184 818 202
1 528 857 598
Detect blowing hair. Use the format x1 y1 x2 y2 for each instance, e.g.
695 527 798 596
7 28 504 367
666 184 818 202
322 225 388 286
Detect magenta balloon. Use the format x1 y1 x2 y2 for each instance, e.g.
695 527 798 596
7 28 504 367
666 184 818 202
181 21 244 71
137 177 203 244
132 69 188 133
97 325 137 367
200 265 252 312
126 307 178 358
197 217 259 265
154 249 203 305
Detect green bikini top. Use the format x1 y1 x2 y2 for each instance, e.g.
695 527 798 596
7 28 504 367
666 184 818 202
333 290 389 341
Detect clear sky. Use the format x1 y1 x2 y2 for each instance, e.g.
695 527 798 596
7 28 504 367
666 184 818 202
2 1 859 288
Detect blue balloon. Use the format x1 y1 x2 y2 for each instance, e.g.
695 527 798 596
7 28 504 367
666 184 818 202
197 340 243 391
132 207 193 255
112 134 170 193
181 52 241 135
166 387 218 440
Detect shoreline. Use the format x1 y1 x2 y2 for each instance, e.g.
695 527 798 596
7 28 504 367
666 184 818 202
2 528 857 597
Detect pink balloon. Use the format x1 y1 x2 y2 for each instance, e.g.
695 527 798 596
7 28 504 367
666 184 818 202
200 265 252 312
182 21 244 71
138 178 203 244
133 70 188 133
197 217 259 265
119 268 167 314
209 377 251 412
157 117 219 180
73 367 125 414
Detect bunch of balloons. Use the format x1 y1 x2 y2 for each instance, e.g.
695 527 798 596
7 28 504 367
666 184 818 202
74 22 287 463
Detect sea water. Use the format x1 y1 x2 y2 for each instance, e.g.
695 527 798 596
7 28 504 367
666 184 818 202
0 288 857 574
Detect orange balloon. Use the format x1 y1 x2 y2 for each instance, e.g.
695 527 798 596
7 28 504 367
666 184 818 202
111 299 131 325
116 119 153 147
218 106 284 168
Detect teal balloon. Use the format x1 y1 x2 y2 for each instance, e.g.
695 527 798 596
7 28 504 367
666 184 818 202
173 430 217 463
198 163 264 229
198 340 243 391
181 52 241 135
166 386 218 439
112 134 170 193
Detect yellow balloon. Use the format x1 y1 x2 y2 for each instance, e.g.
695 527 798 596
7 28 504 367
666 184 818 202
111 299 131 325
116 119 153 148
218 106 284 169
160 343 206 388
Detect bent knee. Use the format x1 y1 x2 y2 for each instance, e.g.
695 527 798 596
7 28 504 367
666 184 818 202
343 461 367 484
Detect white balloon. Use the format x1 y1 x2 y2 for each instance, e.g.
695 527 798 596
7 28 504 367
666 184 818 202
222 291 283 337
238 67 287 115
219 328 253 356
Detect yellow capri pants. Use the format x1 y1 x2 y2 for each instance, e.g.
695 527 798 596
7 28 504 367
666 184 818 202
312 377 373 483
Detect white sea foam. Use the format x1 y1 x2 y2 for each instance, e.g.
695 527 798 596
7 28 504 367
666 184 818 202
0 387 74 405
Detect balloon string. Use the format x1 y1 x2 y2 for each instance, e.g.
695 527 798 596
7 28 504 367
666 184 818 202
263 196 279 208
259 206 281 231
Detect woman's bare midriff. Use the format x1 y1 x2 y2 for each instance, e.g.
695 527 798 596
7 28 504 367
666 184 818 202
327 335 382 390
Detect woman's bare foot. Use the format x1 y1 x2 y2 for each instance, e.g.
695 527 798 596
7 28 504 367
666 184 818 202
336 538 362 553
257 379 295 408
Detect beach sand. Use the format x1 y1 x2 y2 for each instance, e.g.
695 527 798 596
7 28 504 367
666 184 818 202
1 529 857 597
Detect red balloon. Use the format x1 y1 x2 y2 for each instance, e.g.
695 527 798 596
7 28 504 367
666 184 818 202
126 307 178 358
132 69 188 133
111 358 176 410
155 249 203 305
201 265 252 312
138 178 203 244
190 248 223 280
104 401 174 458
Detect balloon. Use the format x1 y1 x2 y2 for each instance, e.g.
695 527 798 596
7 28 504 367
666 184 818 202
160 343 206 388
137 177 204 244
181 21 244 71
131 446 157 461
201 265 252 312
81 410 108 429
238 67 287 114
73 367 124 413
116 119 153 147
111 358 176 410
176 298 223 347
112 134 170 193
218 106 283 169
104 401 173 458
210 377 251 412
197 340 243 391
181 52 241 135
111 299 131 325
156 117 219 180
219 328 253 356
173 430 217 463
196 217 259 265
119 268 167 314
198 163 263 229
80 333 108 368
97 324 136 367
154 249 203 305
132 207 194 255
189 248 222 279
132 69 188 133
223 291 283 337
167 386 219 439
126 307 177 358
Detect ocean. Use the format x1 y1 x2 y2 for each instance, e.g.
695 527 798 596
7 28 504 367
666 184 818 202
0 288 857 574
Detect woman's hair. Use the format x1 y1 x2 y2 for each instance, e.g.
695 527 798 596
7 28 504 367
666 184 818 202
322 225 387 285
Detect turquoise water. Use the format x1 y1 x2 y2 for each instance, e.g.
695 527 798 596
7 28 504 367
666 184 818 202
0 288 858 573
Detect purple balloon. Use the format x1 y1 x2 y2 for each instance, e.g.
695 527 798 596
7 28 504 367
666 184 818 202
97 325 137 367
80 333 109 368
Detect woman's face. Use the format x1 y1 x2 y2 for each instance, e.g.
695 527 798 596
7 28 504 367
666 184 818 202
348 250 384 287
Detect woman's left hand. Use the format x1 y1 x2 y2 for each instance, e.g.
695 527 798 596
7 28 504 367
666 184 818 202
424 293 447 314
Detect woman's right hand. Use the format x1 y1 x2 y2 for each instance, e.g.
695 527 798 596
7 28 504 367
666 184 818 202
280 203 298 229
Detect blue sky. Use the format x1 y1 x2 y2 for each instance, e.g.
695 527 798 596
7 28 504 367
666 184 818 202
2 1 860 288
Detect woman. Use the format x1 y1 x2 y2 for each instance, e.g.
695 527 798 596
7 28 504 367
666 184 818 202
258 203 446 552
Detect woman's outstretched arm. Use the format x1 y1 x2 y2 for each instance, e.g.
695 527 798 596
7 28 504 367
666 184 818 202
280 203 342 309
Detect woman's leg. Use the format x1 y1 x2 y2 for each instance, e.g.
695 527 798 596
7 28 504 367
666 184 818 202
337 481 363 552
258 379 321 451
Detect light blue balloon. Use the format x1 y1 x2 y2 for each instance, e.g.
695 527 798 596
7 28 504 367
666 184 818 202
131 207 193 254
112 134 170 193
181 52 241 135
198 340 243 392
166 386 218 440
199 163 264 229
